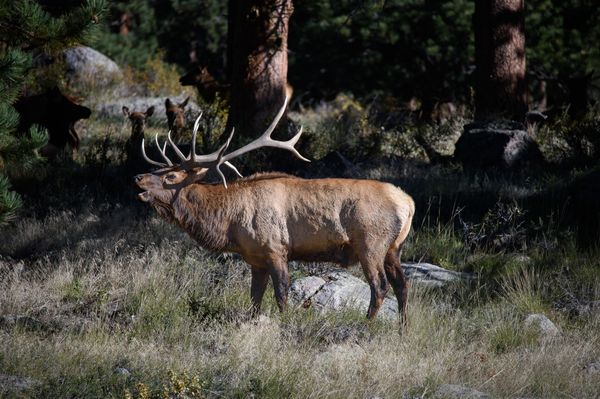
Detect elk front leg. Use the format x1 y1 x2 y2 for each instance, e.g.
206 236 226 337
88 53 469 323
250 267 270 315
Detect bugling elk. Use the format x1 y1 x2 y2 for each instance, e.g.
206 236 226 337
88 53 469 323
135 98 415 323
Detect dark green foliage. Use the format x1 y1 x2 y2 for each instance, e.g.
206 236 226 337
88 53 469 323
95 0 227 71
290 0 475 103
0 0 105 225
93 0 159 68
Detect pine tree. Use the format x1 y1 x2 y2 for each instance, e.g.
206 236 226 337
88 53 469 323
0 0 106 225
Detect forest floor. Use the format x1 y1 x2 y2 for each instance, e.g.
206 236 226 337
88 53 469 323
1 98 600 398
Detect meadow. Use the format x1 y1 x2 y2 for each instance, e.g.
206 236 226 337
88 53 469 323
1 86 600 398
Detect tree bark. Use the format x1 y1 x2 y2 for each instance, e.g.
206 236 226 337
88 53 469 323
226 0 293 140
474 0 527 121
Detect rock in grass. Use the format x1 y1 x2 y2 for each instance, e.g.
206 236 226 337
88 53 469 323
454 120 544 168
435 384 490 399
63 46 123 88
289 264 471 318
524 313 560 339
403 262 473 288
584 361 600 375
0 374 39 393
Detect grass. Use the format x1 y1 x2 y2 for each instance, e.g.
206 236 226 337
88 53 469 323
1 187 599 398
1 90 600 398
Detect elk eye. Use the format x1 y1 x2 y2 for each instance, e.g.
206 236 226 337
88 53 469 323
166 173 177 181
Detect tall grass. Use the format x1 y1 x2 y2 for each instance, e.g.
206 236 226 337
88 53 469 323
1 94 600 398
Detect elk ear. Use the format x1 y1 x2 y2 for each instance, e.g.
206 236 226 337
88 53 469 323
122 106 130 117
165 98 173 108
192 167 209 181
179 96 190 108
145 106 155 117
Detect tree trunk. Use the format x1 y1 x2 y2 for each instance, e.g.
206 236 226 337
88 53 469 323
474 0 527 121
226 0 293 140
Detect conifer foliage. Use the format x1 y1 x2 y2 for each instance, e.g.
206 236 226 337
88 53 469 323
0 0 105 225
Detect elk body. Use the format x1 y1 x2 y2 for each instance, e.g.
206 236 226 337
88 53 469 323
135 99 415 322
15 87 91 159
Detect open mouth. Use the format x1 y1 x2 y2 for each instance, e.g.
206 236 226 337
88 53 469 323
137 191 151 202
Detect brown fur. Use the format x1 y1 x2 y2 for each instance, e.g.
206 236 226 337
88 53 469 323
123 106 154 167
15 87 91 159
136 170 414 323
165 97 189 142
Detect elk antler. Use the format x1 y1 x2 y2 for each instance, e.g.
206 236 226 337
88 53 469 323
142 96 310 188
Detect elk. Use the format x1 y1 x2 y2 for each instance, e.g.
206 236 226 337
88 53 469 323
165 97 190 142
179 65 229 103
179 64 294 104
135 98 415 323
15 87 91 159
122 105 154 166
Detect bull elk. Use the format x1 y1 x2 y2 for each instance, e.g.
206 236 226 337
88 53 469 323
135 98 415 323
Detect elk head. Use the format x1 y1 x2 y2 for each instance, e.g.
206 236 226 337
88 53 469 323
179 66 229 103
135 96 309 213
165 97 190 141
123 106 155 141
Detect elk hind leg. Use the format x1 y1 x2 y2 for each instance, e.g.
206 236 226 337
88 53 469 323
358 251 390 320
267 254 290 312
384 246 408 326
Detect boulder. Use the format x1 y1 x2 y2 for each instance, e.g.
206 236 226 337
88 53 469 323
63 46 123 87
454 120 544 168
524 313 560 340
403 262 473 288
289 263 472 319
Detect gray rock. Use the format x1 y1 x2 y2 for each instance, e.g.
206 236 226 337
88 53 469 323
63 46 123 87
289 264 472 319
454 120 544 168
584 361 600 375
524 313 560 339
0 374 39 393
290 270 399 320
435 384 490 399
114 367 131 377
403 262 473 288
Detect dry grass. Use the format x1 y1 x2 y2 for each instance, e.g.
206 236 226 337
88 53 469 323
2 91 600 398
1 199 599 398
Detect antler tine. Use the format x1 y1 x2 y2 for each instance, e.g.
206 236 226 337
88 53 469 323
190 112 203 159
219 95 310 165
154 134 173 166
141 138 167 167
167 131 188 161
224 161 243 177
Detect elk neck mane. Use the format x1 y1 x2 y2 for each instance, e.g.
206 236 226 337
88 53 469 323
171 171 297 251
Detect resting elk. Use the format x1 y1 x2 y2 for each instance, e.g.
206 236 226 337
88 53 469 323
165 97 189 142
122 105 154 168
135 98 415 323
